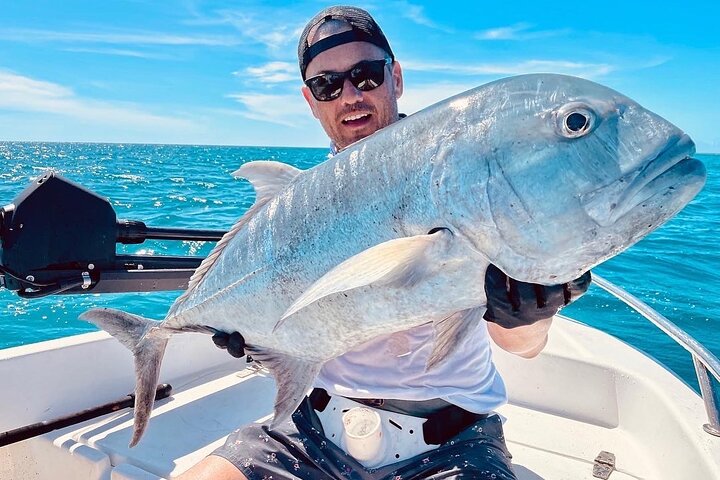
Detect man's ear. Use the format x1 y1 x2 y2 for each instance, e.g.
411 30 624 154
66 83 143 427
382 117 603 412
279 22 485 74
302 85 320 119
392 61 404 99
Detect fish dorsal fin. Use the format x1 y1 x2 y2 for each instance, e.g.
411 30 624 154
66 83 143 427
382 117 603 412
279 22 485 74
232 160 302 204
168 161 302 317
274 228 454 331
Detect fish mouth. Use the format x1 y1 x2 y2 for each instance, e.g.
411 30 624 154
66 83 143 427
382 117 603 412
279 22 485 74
585 134 704 226
617 134 695 208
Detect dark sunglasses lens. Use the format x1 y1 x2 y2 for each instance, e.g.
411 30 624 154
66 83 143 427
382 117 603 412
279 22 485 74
308 59 388 101
309 74 344 101
350 61 386 91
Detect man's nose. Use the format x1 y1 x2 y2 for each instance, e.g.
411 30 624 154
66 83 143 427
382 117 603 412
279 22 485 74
340 78 363 104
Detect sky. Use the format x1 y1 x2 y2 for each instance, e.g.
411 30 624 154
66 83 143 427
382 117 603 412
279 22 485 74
1 1 718 152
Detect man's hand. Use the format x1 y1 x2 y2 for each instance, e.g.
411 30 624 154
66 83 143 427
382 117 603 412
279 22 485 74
212 331 247 359
483 264 591 329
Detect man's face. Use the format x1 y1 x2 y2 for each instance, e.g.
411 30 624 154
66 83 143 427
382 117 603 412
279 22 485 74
302 41 403 151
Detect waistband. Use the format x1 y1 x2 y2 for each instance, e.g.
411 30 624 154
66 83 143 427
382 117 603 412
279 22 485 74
309 388 488 445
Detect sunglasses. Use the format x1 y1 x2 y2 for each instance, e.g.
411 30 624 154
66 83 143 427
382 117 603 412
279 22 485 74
304 57 392 102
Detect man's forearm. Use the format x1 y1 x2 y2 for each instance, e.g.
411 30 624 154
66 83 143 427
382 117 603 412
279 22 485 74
487 316 553 359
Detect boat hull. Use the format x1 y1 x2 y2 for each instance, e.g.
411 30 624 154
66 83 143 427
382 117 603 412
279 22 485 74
1 317 719 479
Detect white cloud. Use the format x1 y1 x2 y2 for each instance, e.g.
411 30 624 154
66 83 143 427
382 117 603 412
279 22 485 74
226 92 313 127
61 47 173 60
186 8 303 51
240 62 298 84
392 1 451 32
0 71 195 130
0 28 240 47
475 23 570 41
402 59 615 78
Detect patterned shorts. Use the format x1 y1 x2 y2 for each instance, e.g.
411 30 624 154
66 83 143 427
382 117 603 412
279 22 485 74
212 397 517 480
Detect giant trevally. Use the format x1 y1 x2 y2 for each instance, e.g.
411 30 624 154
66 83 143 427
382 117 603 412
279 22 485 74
81 73 706 447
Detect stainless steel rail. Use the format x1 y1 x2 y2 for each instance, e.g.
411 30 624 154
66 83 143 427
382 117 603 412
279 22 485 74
592 273 720 437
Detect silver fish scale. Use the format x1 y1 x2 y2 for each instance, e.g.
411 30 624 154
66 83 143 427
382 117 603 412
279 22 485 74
161 103 483 360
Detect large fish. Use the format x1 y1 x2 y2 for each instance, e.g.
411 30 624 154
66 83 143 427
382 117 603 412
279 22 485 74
81 73 706 447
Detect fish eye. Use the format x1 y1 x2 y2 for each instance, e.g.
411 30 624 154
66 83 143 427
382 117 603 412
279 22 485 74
556 103 596 139
566 112 588 132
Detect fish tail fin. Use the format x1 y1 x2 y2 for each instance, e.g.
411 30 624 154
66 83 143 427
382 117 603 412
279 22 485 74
80 308 169 447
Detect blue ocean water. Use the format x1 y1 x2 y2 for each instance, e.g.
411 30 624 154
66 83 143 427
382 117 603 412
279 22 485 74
0 142 718 390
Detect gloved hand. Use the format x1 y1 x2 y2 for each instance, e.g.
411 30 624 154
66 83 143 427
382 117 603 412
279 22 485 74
483 264 591 329
212 331 248 359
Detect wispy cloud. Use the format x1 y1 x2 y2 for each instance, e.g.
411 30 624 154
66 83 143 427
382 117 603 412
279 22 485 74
475 23 570 41
0 28 240 47
0 71 195 129
226 92 312 127
62 47 174 60
402 59 616 78
184 7 304 51
392 1 453 32
239 62 298 84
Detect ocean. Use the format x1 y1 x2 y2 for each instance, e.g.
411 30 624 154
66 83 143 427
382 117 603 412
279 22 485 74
0 142 718 390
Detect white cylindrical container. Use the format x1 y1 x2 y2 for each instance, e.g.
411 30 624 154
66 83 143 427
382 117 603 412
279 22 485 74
341 407 384 465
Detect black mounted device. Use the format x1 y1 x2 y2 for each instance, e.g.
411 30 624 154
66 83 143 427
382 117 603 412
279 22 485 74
0 171 227 298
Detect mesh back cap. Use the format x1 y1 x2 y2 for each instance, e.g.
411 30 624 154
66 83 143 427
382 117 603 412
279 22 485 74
298 6 394 79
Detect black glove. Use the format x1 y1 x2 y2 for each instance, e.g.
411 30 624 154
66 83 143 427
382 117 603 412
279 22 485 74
483 264 591 329
212 331 248 359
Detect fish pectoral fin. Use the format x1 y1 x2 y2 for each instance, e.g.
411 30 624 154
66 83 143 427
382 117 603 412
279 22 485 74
245 347 320 428
232 160 303 204
274 228 454 331
427 307 484 371
80 308 169 447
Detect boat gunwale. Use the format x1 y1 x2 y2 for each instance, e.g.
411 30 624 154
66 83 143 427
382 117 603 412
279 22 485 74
592 273 720 437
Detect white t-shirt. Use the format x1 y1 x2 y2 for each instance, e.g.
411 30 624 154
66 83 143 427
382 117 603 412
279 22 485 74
316 142 506 415
315 320 507 414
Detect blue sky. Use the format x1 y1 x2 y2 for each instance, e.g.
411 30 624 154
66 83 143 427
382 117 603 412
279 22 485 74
1 1 718 152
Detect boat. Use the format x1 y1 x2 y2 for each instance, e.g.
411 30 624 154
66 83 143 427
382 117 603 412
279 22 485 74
1 273 718 479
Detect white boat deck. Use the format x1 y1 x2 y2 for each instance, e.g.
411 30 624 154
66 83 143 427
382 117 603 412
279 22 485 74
2 317 719 479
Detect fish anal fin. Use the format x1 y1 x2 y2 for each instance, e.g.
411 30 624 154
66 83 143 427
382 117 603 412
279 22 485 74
275 228 454 331
427 307 484 371
246 347 320 428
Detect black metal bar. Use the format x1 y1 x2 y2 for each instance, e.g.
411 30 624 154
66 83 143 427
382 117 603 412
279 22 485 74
75 268 196 294
141 226 227 242
114 254 205 270
0 383 172 447
12 256 205 296
117 219 226 244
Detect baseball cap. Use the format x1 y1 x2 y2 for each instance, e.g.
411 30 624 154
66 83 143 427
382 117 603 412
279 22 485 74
298 6 395 80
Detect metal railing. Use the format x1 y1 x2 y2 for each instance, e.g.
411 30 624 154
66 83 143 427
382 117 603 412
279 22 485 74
592 273 720 437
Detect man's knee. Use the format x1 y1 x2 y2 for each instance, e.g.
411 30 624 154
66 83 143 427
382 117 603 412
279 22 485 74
176 454 247 480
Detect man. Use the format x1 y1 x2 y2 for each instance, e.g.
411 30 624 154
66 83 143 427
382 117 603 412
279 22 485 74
180 6 590 479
